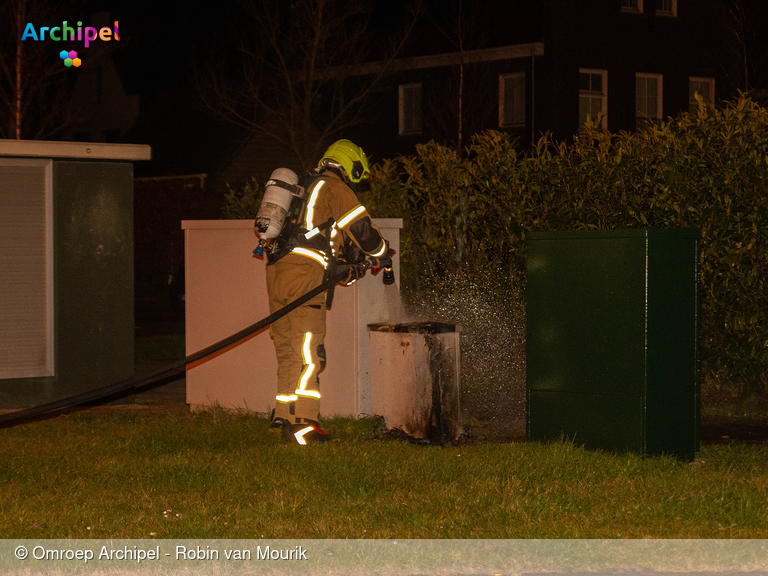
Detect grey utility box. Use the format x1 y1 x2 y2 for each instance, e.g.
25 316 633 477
0 140 150 409
526 229 700 461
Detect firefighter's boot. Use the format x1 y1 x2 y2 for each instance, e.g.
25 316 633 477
283 421 331 445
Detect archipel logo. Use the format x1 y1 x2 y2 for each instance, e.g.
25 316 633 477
60 50 81 68
21 20 120 67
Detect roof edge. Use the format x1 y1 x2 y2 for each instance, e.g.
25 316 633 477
0 139 151 161
318 42 545 79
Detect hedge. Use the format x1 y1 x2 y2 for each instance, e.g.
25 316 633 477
360 96 768 395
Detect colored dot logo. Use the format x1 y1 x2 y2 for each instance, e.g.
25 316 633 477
59 49 81 67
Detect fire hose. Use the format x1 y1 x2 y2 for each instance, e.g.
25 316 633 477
0 260 381 427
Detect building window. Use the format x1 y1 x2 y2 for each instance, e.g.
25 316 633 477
399 83 422 135
499 73 526 128
636 73 663 123
689 77 715 112
656 0 677 16
621 0 643 13
579 69 607 129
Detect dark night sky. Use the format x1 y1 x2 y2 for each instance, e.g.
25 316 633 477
73 0 401 174
77 0 259 176
82 0 543 98
83 0 236 94
70 0 543 176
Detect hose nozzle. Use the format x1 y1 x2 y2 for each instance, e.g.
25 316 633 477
382 265 395 285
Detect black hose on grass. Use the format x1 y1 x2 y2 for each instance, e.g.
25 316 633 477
0 266 361 427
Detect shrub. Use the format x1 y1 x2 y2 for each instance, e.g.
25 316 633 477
368 96 768 396
221 177 263 219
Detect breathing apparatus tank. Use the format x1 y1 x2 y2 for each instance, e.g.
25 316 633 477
254 168 301 239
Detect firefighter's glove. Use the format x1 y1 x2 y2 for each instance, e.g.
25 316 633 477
340 265 365 286
369 248 395 276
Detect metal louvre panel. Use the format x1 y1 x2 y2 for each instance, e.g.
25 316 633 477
0 160 53 379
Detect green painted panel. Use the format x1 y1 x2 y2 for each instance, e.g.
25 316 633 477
54 161 134 398
645 393 699 460
527 390 645 453
526 229 700 460
0 160 134 408
527 237 646 396
646 237 699 397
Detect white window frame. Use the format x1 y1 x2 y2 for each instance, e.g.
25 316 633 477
0 158 54 379
689 77 715 112
579 68 608 130
636 73 663 122
398 83 422 135
499 72 526 128
655 0 677 17
621 0 643 14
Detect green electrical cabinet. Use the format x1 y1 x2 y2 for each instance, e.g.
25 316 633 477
0 141 150 409
526 229 700 460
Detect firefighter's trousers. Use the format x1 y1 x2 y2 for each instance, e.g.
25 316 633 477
266 258 326 424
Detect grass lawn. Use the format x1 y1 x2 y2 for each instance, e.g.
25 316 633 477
1 409 767 539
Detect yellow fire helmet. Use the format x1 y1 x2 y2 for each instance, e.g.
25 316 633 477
319 139 370 183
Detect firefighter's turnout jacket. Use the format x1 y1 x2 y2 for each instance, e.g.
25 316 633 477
266 168 387 425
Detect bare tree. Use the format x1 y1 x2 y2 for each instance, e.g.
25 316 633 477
197 0 419 171
422 0 496 153
0 0 80 139
720 0 768 95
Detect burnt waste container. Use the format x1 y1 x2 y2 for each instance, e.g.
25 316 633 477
368 322 462 443
526 229 700 461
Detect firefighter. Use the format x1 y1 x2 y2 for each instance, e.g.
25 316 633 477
265 139 390 445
